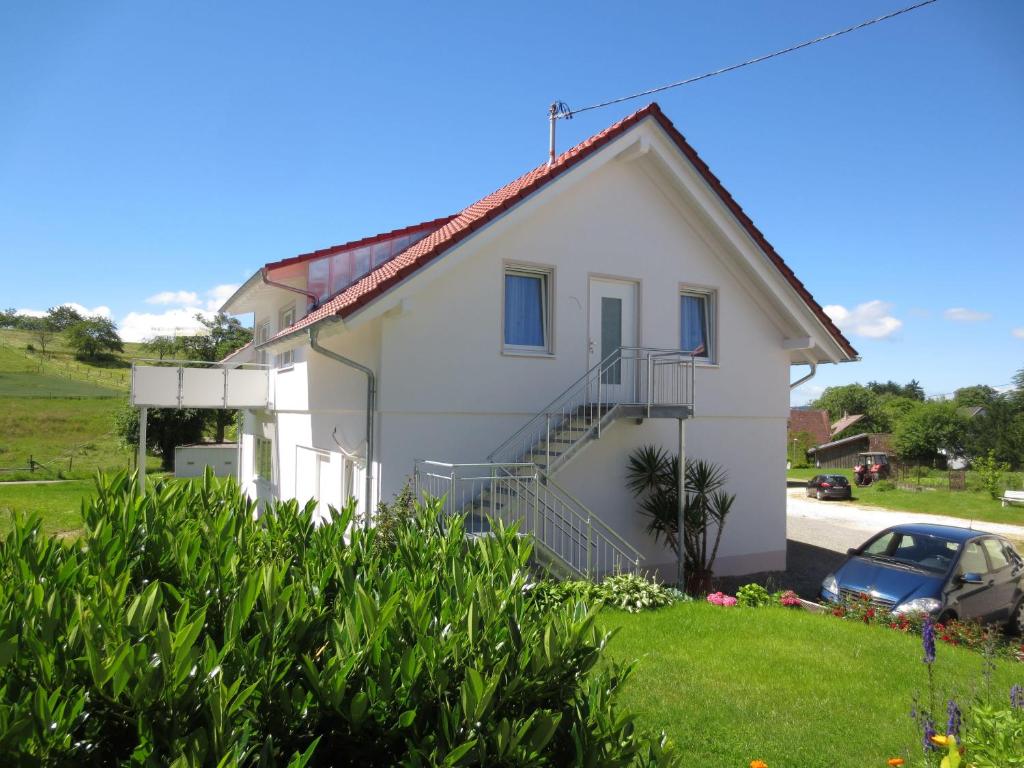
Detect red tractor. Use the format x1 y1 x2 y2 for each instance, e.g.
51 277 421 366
853 452 891 486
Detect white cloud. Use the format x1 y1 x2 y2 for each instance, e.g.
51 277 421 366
146 290 199 306
119 307 214 343
16 302 112 319
204 284 239 312
1013 328 1024 340
823 300 902 339
944 307 992 323
790 383 825 407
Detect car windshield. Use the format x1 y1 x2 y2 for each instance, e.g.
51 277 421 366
859 531 960 573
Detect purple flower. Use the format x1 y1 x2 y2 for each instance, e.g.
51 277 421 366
922 617 936 664
946 699 961 739
923 718 937 751
1012 684 1024 710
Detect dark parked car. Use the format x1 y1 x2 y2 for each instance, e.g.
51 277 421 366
806 474 852 500
821 523 1024 633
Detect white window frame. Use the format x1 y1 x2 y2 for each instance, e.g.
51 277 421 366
254 437 273 482
277 305 296 369
502 264 554 356
679 287 716 364
256 321 271 366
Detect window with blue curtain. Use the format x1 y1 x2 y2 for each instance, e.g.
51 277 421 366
504 270 547 349
680 291 711 358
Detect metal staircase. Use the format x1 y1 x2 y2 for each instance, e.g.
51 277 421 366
415 347 695 579
488 347 694 471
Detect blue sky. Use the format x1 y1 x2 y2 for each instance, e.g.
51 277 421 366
1 1 1021 403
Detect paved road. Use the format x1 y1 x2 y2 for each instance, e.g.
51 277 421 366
714 489 1024 600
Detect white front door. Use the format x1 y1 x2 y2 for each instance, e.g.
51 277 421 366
588 278 638 402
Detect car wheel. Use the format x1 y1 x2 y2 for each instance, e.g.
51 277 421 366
1010 599 1024 636
938 610 957 625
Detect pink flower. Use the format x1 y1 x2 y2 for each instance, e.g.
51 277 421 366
705 591 736 607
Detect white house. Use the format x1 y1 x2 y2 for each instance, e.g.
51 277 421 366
218 103 858 580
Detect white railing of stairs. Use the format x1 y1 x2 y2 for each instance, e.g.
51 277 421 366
487 346 695 470
413 461 644 579
413 347 695 579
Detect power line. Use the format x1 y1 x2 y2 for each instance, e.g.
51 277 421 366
559 0 940 119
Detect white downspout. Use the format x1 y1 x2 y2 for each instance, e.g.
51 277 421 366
307 323 376 529
789 361 817 390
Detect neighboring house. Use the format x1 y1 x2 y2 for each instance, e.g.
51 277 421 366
218 102 858 579
830 413 865 438
788 408 831 447
809 433 892 469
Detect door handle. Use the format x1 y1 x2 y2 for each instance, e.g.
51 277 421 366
588 339 595 354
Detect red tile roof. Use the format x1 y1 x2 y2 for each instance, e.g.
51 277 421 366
788 408 831 446
266 103 857 358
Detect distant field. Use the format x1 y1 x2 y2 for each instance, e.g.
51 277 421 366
0 328 145 392
0 480 93 537
0 396 152 480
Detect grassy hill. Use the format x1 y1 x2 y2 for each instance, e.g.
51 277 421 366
0 327 144 392
0 328 155 481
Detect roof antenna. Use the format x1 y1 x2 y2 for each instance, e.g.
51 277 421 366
548 101 572 166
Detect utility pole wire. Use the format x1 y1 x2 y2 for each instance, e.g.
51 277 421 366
560 0 939 119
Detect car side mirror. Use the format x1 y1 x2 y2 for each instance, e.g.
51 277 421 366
846 548 858 557
959 572 983 585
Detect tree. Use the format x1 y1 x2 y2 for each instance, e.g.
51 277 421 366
176 313 253 443
866 379 925 401
813 384 883 432
142 335 180 361
66 317 124 360
114 403 206 471
33 321 55 356
954 384 999 409
45 304 84 331
964 397 1024 468
178 313 252 363
892 400 968 466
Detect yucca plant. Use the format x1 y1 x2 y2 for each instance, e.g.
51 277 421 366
626 446 735 593
0 469 675 766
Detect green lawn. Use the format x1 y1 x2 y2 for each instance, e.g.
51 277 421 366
0 396 159 480
788 467 1024 527
0 328 144 392
0 480 94 537
604 603 1023 767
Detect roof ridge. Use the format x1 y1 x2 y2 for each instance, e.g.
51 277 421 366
263 102 856 360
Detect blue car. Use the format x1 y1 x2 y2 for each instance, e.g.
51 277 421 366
821 523 1024 633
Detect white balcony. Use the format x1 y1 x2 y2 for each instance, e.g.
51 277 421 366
131 360 269 409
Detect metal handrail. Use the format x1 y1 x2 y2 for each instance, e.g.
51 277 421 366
488 346 694 465
131 358 271 369
541 473 643 562
413 459 644 577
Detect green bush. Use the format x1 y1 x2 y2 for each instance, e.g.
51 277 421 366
527 574 682 615
735 583 772 608
873 480 896 492
0 470 674 766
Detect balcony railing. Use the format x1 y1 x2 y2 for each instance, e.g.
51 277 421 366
130 359 270 409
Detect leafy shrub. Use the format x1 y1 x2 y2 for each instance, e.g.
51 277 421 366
874 480 896 492
599 574 678 613
527 574 681 615
0 470 674 765
735 583 772 608
373 480 416 548
24 343 34 352
974 450 1012 500
964 700 1024 767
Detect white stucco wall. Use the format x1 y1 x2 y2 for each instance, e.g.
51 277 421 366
237 121 810 575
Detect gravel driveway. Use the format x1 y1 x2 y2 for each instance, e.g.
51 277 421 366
713 487 1024 600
